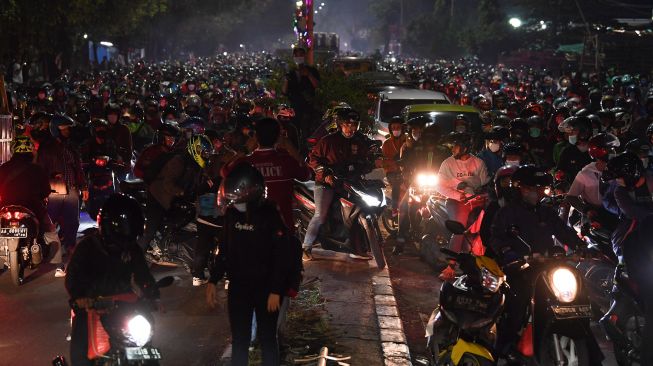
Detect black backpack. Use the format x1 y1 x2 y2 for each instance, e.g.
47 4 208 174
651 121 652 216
143 151 179 184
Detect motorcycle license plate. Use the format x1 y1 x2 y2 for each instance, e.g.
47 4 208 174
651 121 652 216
551 305 592 319
0 228 27 238
450 295 490 313
125 346 162 360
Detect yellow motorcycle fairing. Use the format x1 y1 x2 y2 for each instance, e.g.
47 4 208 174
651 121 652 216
475 255 504 277
450 338 494 365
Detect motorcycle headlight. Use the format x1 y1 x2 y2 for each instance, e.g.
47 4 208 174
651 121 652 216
548 267 578 303
353 188 383 207
481 268 503 292
125 314 153 347
415 173 439 188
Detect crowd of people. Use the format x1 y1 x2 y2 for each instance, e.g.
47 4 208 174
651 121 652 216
1 50 653 365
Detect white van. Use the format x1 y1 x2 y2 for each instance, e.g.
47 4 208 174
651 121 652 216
375 87 450 136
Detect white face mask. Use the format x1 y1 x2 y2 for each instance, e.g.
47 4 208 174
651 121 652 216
642 158 649 168
568 135 578 145
392 130 402 138
234 203 247 212
293 57 305 65
506 160 520 166
489 142 501 153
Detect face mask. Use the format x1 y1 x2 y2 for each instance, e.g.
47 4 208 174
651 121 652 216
392 130 402 138
506 160 520 166
529 128 541 138
107 115 118 124
568 135 578 145
234 203 247 212
293 57 305 65
523 190 540 206
642 158 649 168
489 142 501 153
455 126 467 133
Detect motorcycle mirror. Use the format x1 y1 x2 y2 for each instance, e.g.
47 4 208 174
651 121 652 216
445 220 466 235
156 276 175 288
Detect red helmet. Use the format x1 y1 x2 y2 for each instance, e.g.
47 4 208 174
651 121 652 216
588 133 620 161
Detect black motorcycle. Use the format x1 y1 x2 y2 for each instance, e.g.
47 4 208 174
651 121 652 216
600 265 646 366
85 156 125 220
119 180 195 269
53 276 174 366
0 205 44 285
293 173 387 269
425 220 506 366
503 229 603 366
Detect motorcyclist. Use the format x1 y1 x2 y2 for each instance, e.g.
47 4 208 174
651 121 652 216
206 162 293 366
437 132 490 280
303 107 375 260
555 116 593 185
133 121 181 179
0 136 63 276
80 119 121 164
600 152 653 261
105 103 133 175
137 134 214 255
65 193 159 366
525 115 553 169
477 126 508 178
381 116 407 219
129 99 157 151
490 165 584 360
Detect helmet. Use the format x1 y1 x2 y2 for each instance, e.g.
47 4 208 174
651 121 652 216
570 116 592 141
89 118 110 137
180 116 206 136
493 114 511 128
406 115 430 130
97 193 144 245
510 165 553 188
612 111 632 134
154 121 181 145
162 105 179 120
275 104 295 121
485 126 509 141
334 108 360 127
11 135 34 154
187 134 214 168
588 133 620 161
502 142 523 157
494 165 519 200
445 132 472 152
624 138 651 157
388 115 405 130
220 162 265 205
185 94 203 114
492 90 507 109
105 103 121 117
527 115 544 128
453 114 469 132
602 152 644 189
601 95 615 110
49 114 76 138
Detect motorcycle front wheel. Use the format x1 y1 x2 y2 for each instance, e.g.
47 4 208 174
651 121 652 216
362 217 386 269
381 207 398 235
538 333 590 366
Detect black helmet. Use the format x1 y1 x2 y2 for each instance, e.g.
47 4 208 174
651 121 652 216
89 118 110 137
49 114 76 138
624 138 651 157
220 162 265 205
588 133 620 161
602 152 644 189
484 126 509 141
510 165 553 188
388 115 405 130
502 142 523 157
334 108 360 126
97 193 144 245
445 132 472 152
154 121 181 145
526 115 544 128
406 115 430 130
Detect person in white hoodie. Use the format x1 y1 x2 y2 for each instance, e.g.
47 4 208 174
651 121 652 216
437 132 490 280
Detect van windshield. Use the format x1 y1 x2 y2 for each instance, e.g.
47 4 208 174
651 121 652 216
379 99 447 122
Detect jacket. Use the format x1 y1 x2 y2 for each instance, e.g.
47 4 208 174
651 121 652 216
209 201 290 295
308 131 374 184
107 122 133 164
381 135 406 174
148 154 201 210
36 137 87 191
437 155 490 200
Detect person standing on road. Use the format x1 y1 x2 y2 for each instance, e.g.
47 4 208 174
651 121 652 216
206 162 292 366
282 47 320 145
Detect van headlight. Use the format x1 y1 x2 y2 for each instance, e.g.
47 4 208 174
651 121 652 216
125 314 153 347
548 267 578 303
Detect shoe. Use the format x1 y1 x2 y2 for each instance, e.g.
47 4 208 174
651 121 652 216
302 248 313 261
55 268 66 278
438 265 456 282
349 253 372 260
192 277 208 287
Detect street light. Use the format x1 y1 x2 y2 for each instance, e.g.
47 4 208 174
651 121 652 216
509 17 522 28
83 33 88 39
100 41 113 47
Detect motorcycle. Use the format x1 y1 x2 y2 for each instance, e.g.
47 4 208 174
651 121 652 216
600 265 646 366
425 220 506 366
566 195 618 317
53 276 174 366
85 156 125 220
503 228 603 366
293 173 388 269
119 179 196 269
0 205 44 285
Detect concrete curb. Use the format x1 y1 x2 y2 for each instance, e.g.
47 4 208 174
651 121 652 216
372 266 413 366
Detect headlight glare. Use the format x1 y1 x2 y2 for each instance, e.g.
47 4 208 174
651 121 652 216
126 314 153 347
549 267 578 303
416 173 439 187
353 188 382 207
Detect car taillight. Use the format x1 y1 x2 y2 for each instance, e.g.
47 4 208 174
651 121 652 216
2 212 12 220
